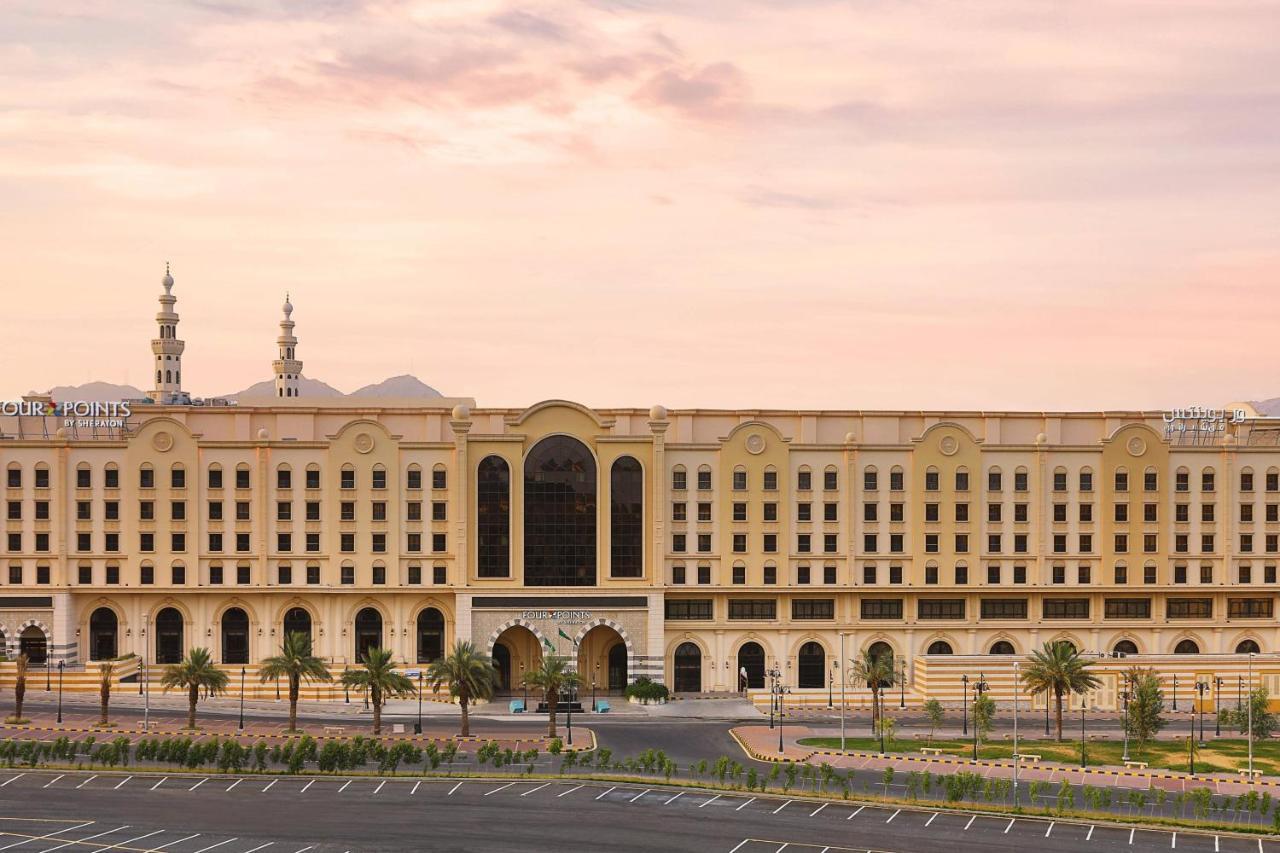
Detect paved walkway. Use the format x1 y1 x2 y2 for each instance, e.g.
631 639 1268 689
732 724 1274 797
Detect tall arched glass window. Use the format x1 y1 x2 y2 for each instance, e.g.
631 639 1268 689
610 456 643 578
524 436 597 586
477 455 511 578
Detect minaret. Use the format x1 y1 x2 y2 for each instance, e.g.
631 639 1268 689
149 263 186 404
273 294 302 398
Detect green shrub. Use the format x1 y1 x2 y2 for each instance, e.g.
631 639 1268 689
623 677 670 702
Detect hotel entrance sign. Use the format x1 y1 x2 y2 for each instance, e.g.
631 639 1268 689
520 609 592 625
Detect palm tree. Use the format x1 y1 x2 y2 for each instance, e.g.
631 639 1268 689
259 632 332 732
426 641 498 738
98 660 116 727
10 653 28 723
849 649 896 727
340 647 416 735
1020 641 1101 741
160 647 229 730
522 656 582 738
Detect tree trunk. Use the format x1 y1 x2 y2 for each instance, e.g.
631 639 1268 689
1054 688 1064 742
288 675 299 732
100 681 110 727
14 677 25 721
547 689 558 738
871 687 880 725
460 696 470 738
372 686 382 735
188 685 198 730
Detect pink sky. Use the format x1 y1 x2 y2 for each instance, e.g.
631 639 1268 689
1 0 1278 411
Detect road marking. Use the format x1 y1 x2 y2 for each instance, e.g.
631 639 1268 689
190 838 237 853
736 797 756 812
113 777 132 790
101 830 164 851
485 782 512 797
727 842 750 853
371 780 386 795
76 775 98 789
664 791 683 805
886 810 901 824
774 845 787 853
925 813 938 827
772 800 791 814
1045 822 1054 837
1087 826 1095 841
699 794 721 809
0 775 24 788
1129 828 1135 845
595 786 616 801
150 777 167 791
262 780 277 792
299 780 314 794
810 803 827 817
43 825 130 853
240 843 274 853
523 784 550 798
152 833 200 850
0 820 93 850
1257 840 1263 853
291 848 314 853
42 775 64 789
630 789 651 803
338 780 353 793
410 782 420 796
189 778 208 792
1004 819 1015 834
225 779 241 793
847 805 865 820
1171 833 1176 849
1214 838 1219 852
559 785 583 798
964 815 976 830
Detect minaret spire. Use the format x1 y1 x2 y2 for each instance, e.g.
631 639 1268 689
149 263 187 404
273 294 302 399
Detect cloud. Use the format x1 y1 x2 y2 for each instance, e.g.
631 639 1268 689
489 8 570 42
633 61 748 120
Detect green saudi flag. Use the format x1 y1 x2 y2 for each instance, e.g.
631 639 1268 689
541 636 555 653
558 628 575 645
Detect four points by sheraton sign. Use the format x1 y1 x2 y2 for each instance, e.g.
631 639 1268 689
0 400 132 429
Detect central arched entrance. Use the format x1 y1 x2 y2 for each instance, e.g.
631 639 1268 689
89 607 118 661
155 608 183 664
416 608 445 664
492 624 541 694
577 624 627 693
797 641 825 688
221 607 249 664
283 607 312 644
738 642 765 690
19 625 47 664
354 608 382 662
673 642 701 693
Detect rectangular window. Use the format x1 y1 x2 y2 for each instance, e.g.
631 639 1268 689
763 470 778 491
77 533 91 552
171 468 185 488
823 565 836 584
672 534 686 553
925 503 939 522
824 534 837 553
140 501 154 520
105 468 119 488
306 469 321 490
1242 504 1254 523
728 599 776 620
1053 504 1067 523
889 533 904 553
732 502 747 522
824 470 838 491
1200 563 1213 584
918 599 965 619
672 564 686 584
1053 534 1067 553
1202 504 1215 522
409 565 423 584
1174 563 1187 584
1013 564 1027 584
672 469 687 490
1114 470 1129 492
77 565 91 585
278 564 292 585
1080 471 1093 492
697 564 711 585
433 565 447 585
1268 564 1277 584
924 564 938 584
955 471 969 491
407 468 422 490
1144 533 1158 553
1079 504 1093 523
697 502 712 522
825 502 839 522
139 532 154 552
372 502 387 522
1167 598 1212 618
372 468 387 490
141 564 154 584
1176 470 1189 492
1175 533 1188 553
407 533 421 553
954 564 968 584
671 502 686 522
1114 563 1129 583
432 501 447 521
955 503 969 523
889 470 904 491
796 564 811 584
1043 598 1089 619
925 534 938 553
1202 470 1215 492
433 469 448 490
235 469 250 490
732 470 747 491
924 471 939 491
1242 534 1254 553
340 469 355 490
341 565 355 585
1053 471 1067 491
76 500 91 520
277 469 291 490
34 533 48 552
763 502 778 522
104 533 118 552
236 533 250 552
1014 503 1028 523
863 564 877 585
1078 563 1091 583
860 599 903 620
765 533 779 553
980 599 1027 619
988 470 1002 491
1052 564 1066 584
1114 504 1128 523
277 501 291 521
1079 534 1092 553
763 564 777 584
797 502 811 522
799 534 812 553
987 564 1000 584
210 564 223 584
797 470 812 491
792 599 834 620
1115 534 1129 553
340 533 355 553
864 469 878 491
1104 598 1151 618
889 565 903 584
665 599 713 620
432 533 446 552
406 501 422 522
276 533 291 552
1228 598 1273 618
372 564 386 584
988 504 1001 523
236 564 250 584
697 469 712 490
306 533 319 552
208 501 222 521
955 534 968 553
139 468 154 489
732 564 745 585
733 533 747 553
1240 563 1253 584
236 501 250 521
172 564 186 585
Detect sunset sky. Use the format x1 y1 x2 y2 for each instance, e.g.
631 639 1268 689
2 0 1277 410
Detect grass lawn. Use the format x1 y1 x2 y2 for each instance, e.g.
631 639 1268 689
796 735 1279 776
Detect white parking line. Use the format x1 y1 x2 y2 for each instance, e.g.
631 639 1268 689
299 780 315 794
448 782 464 796
847 805 865 820
925 813 938 827
410 782 420 796
1171 833 1176 849
1214 837 1219 852
964 815 976 830
727 842 750 853
559 785 583 798
630 789 650 803
775 845 788 853
225 779 242 793
1129 828 1135 845
0 820 93 850
291 847 314 853
485 783 513 797
76 775 97 789
43 825 130 853
523 784 550 798
699 795 721 809
372 780 386 795
190 838 237 853
1004 819 1015 834
736 797 756 812
338 780 352 793
1045 822 1054 837
151 833 200 850
101 830 164 851
1087 826 1095 841
42 775 65 789
189 778 208 792
886 810 901 824
0 774 24 787
150 778 167 791
262 780 277 792
240 843 273 853
772 800 791 815
810 803 827 817
664 791 682 805
595 786 616 801
113 777 132 790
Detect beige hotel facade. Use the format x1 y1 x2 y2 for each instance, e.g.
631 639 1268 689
3 270 1280 709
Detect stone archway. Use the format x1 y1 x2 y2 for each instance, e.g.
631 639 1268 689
577 623 629 693
490 623 544 695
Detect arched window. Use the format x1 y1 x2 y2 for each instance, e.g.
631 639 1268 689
926 640 953 655
673 643 701 693
477 456 511 578
524 436 597 586
797 642 825 688
155 607 183 664
737 642 765 690
221 607 249 664
416 608 445 664
283 607 312 643
20 626 47 664
1113 640 1139 656
671 465 687 490
1237 639 1261 654
866 642 895 687
89 608 118 660
989 641 1015 655
1174 639 1200 655
610 456 643 578
1054 639 1078 655
354 608 382 662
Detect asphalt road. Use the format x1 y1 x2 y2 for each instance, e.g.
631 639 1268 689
0 769 1272 853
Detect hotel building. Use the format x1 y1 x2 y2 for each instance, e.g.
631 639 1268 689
2 269 1279 708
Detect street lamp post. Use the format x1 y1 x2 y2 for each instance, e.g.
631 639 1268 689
1188 691 1197 776
961 674 969 736
1214 677 1223 737
566 685 574 747
1120 673 1130 764
1238 674 1244 711
828 661 834 710
46 660 51 692
343 666 349 703
416 671 423 735
521 661 528 712
1012 661 1020 807
898 659 906 709
1195 680 1207 746
878 685 886 755
768 666 776 729
142 657 150 730
591 679 597 715
238 667 246 731
56 661 64 724
1248 652 1256 779
1172 674 1177 711
972 674 988 761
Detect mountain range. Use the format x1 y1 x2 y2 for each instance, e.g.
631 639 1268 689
33 374 443 402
